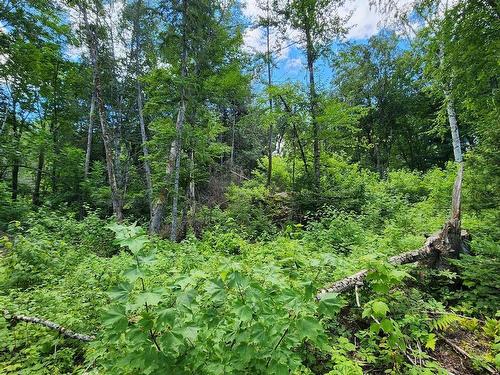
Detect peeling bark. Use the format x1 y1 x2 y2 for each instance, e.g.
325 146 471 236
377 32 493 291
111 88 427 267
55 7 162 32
84 92 95 179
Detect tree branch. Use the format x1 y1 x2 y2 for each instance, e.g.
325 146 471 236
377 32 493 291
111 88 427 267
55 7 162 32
3 310 95 342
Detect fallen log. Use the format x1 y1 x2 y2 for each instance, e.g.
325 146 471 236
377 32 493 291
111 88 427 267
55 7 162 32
317 164 466 301
2 310 95 342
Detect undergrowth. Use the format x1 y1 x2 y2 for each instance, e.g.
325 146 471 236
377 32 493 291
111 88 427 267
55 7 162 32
0 164 498 374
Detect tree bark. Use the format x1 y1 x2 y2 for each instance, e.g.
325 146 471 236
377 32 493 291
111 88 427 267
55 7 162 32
80 3 124 221
445 92 462 163
439 42 462 163
170 98 186 241
149 0 188 237
230 110 236 169
11 103 19 201
278 95 308 174
3 310 95 342
137 81 153 216
84 92 95 179
32 150 44 206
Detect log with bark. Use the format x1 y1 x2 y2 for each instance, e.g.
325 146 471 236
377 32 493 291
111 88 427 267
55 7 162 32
2 310 95 342
317 163 465 300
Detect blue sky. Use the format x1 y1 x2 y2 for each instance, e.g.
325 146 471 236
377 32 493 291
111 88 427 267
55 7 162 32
240 0 410 89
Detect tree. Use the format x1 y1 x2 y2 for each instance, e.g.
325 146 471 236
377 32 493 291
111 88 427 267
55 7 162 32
275 0 349 191
79 0 124 221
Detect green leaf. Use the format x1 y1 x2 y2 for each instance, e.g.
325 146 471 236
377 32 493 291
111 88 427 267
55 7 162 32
136 291 162 307
157 308 176 329
124 266 145 283
107 282 133 301
205 279 226 304
175 325 200 343
102 305 128 331
372 301 389 318
369 322 380 334
138 252 156 265
372 283 389 294
160 331 184 354
425 333 437 350
121 235 150 254
295 317 322 340
380 318 393 333
235 304 253 322
318 293 346 317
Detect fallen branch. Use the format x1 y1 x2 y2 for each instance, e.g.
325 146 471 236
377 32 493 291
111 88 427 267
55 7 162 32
316 232 443 299
2 310 95 342
317 164 466 301
438 334 496 374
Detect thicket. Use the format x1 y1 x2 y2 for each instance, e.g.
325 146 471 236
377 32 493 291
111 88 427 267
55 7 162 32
1 160 498 374
0 0 498 373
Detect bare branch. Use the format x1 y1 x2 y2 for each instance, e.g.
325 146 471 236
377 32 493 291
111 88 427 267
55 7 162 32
3 310 95 342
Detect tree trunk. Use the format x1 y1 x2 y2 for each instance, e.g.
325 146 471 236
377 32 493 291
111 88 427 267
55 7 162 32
170 0 189 241
445 93 462 163
149 0 188 237
439 42 462 163
133 0 153 216
80 3 124 221
189 149 195 214
305 25 320 191
32 150 44 206
84 92 95 179
278 95 308 174
11 104 19 201
170 98 186 241
11 161 19 201
266 0 273 187
0 105 7 136
137 81 153 216
230 109 235 169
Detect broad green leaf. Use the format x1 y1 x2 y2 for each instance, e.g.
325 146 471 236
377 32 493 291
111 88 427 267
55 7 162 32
160 331 184 354
318 293 346 317
121 235 150 254
124 266 145 283
235 304 253 322
372 301 389 318
102 305 128 331
380 318 393 333
369 322 380 334
175 325 200 343
107 282 133 301
295 317 322 340
136 291 162 307
157 308 176 329
206 279 226 304
138 252 156 265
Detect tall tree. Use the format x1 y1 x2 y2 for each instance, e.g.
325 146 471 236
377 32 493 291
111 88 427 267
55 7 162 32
277 0 349 191
372 0 467 163
79 0 124 221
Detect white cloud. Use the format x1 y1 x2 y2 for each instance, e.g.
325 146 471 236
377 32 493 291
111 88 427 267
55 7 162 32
241 0 419 53
345 1 385 40
285 57 303 71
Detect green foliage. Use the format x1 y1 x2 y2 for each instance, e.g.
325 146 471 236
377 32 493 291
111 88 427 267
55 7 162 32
94 224 338 374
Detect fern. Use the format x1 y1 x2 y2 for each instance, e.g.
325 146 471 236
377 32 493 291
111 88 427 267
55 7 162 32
431 314 461 331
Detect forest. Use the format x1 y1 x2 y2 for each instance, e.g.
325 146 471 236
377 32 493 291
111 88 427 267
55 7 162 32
0 0 499 373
